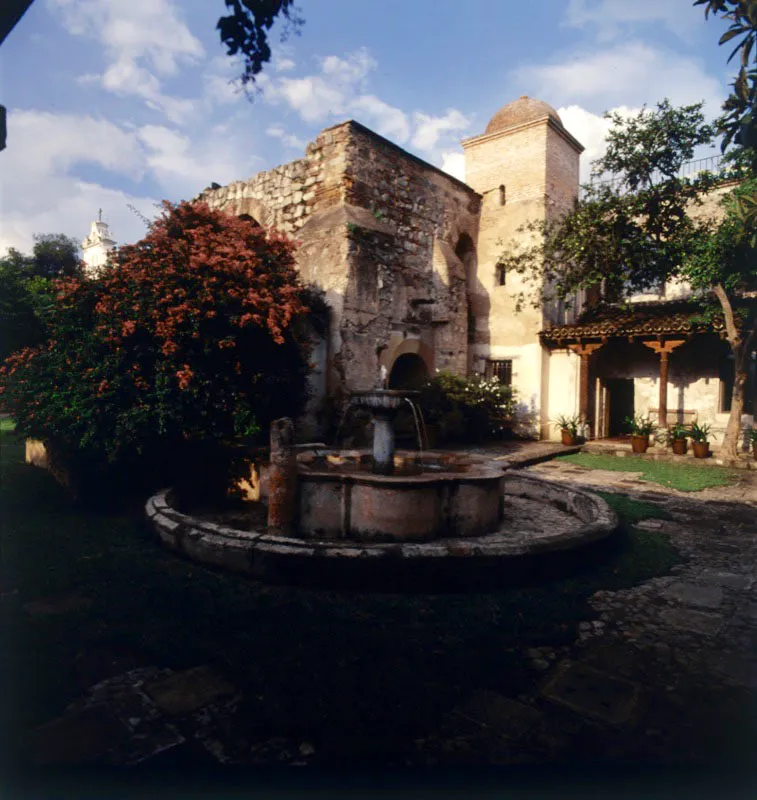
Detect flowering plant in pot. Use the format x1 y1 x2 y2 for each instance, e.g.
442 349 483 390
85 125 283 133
553 414 582 446
688 422 712 458
666 422 690 455
624 415 657 453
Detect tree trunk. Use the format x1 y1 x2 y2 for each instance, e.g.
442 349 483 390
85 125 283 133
722 349 747 460
712 284 754 461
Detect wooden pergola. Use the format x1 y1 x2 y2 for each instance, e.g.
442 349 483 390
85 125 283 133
539 301 730 435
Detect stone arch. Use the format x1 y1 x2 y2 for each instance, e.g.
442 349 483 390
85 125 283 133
388 353 429 390
233 197 273 228
381 337 434 380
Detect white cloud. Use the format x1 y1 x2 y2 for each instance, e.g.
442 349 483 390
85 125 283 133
264 49 379 122
49 0 203 123
558 104 639 181
351 95 410 142
0 110 156 252
411 109 471 152
274 57 296 73
564 0 699 42
261 48 470 166
0 109 263 254
137 124 261 198
514 41 725 117
440 151 466 182
266 124 307 150
6 110 145 183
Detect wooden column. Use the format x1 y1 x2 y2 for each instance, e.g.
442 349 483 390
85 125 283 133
568 342 604 435
642 339 686 429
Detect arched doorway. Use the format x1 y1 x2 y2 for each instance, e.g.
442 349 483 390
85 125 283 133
455 232 478 348
388 353 429 390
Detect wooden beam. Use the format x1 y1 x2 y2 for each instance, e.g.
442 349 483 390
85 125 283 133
641 339 686 355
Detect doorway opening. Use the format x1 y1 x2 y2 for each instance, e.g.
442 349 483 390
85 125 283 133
605 378 634 437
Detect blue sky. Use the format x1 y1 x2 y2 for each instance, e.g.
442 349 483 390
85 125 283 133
0 0 738 252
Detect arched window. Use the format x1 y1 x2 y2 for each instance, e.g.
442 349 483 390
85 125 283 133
499 185 506 206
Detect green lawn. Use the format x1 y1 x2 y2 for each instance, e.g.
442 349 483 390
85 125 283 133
556 452 739 492
0 429 679 766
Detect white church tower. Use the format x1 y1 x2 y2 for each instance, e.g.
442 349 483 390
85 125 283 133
82 210 116 276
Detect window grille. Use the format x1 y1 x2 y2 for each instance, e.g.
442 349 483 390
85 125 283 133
485 359 512 386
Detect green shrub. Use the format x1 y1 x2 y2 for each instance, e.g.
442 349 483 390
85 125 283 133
420 371 516 443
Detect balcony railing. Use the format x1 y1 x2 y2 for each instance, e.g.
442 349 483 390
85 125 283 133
579 154 742 198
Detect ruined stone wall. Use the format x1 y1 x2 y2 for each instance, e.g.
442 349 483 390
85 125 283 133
337 122 480 389
196 123 353 234
197 121 481 430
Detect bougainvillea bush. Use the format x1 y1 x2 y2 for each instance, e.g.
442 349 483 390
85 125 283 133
0 201 314 501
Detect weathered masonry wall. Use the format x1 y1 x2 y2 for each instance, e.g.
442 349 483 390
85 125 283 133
197 121 481 430
338 122 481 390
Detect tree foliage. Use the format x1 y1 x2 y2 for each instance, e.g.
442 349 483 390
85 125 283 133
696 1 757 236
0 233 83 362
0 202 314 498
695 0 757 152
217 0 303 89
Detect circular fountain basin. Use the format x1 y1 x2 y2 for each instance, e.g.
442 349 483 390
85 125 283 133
296 449 504 542
146 473 619 588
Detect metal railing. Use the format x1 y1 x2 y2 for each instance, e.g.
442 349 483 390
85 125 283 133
579 154 741 198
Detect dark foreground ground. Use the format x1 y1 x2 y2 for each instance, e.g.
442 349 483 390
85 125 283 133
2 430 757 793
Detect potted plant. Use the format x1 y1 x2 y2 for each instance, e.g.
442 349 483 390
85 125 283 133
747 428 757 460
667 422 690 456
553 414 581 446
624 415 657 454
688 421 713 459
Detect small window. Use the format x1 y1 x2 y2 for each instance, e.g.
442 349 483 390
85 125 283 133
485 359 512 386
499 185 506 206
495 264 506 286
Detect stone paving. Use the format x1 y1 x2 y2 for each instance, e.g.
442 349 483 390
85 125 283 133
17 455 757 767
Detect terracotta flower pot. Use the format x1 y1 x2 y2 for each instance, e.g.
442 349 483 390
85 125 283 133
561 429 577 446
671 438 687 456
630 434 650 454
692 441 710 459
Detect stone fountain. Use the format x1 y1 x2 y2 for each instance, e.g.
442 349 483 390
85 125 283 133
146 377 619 586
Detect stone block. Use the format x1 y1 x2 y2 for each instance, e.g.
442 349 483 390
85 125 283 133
699 569 754 591
659 607 723 636
661 582 723 609
143 666 236 716
451 691 546 740
542 661 641 726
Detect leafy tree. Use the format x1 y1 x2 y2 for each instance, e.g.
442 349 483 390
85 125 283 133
0 202 314 500
497 100 756 460
696 1 757 237
217 0 303 89
0 233 83 361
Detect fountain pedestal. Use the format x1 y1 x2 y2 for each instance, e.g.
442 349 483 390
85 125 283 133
349 389 418 475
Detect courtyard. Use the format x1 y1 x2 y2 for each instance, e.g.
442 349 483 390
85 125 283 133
2 424 757 772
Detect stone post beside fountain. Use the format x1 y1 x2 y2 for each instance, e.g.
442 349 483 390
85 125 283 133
267 417 297 535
